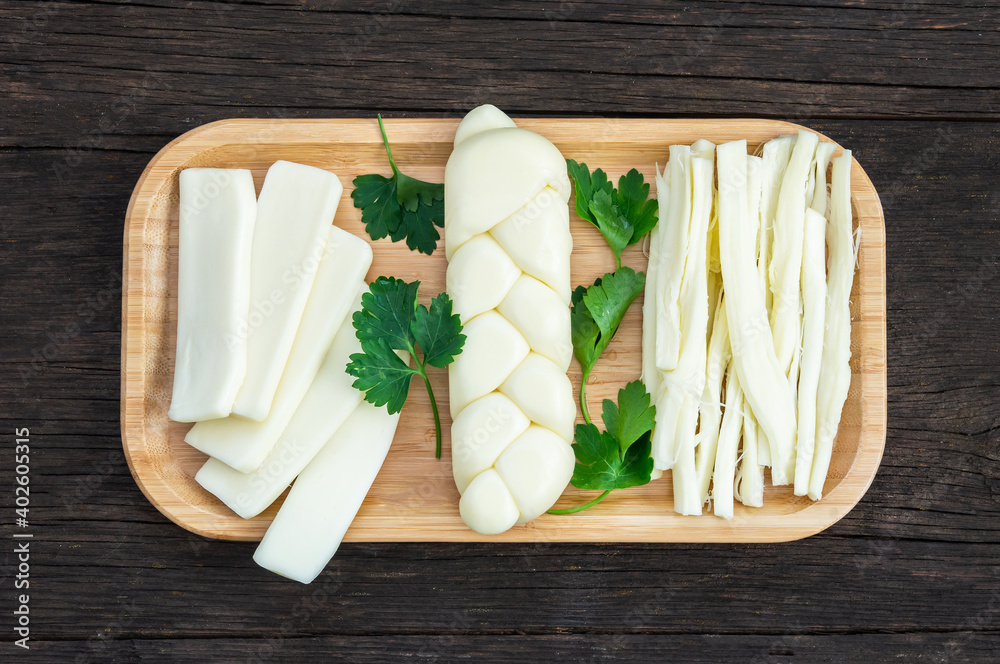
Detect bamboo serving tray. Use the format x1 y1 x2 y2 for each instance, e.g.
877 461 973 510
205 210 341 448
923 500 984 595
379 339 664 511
121 118 886 543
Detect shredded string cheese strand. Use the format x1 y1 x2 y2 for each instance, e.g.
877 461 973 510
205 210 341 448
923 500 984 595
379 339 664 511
653 147 693 374
735 395 764 508
655 143 715 511
717 140 798 486
713 362 744 519
695 285 729 505
769 130 819 378
809 150 856 500
756 136 794 469
794 208 830 495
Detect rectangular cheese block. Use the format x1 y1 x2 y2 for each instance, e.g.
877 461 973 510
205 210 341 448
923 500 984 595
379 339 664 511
185 228 371 473
232 160 344 421
253 399 402 584
194 293 365 518
168 168 257 423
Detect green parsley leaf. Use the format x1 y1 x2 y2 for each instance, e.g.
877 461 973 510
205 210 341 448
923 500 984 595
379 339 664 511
566 159 658 268
351 115 445 255
589 189 633 262
353 276 419 351
347 339 417 415
400 197 444 255
549 380 656 514
395 171 443 211
351 173 403 242
601 380 656 456
569 284 601 377
582 265 646 350
613 169 659 242
571 266 645 423
569 424 654 491
412 292 464 369
346 277 465 458
566 159 612 224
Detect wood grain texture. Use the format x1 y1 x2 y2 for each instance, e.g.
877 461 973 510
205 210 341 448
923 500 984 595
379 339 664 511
121 117 887 543
2 1 998 154
2 0 998 660
23 632 1000 663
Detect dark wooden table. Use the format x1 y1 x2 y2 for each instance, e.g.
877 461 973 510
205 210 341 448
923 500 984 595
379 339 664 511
2 2 998 662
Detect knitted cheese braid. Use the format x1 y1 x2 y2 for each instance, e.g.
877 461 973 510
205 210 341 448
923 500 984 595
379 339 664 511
444 105 576 535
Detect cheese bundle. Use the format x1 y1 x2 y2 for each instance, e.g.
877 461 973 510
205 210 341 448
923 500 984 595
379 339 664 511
168 160 407 583
444 105 576 535
642 132 856 518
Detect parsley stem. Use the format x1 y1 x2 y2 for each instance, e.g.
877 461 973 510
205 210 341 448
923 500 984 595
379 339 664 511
376 114 399 176
579 368 593 425
417 365 443 459
547 490 611 515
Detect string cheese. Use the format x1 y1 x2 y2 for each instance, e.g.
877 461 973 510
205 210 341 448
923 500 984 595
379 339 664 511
717 140 797 485
253 399 403 584
195 290 366 518
185 230 371 473
769 130 818 377
793 209 829 495
169 168 256 422
232 160 344 421
809 151 856 500
713 362 744 520
756 136 795 468
648 141 715 514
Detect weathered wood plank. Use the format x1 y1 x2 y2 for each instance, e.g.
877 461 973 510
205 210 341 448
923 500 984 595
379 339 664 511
25 632 1000 663
5 523 1000 638
1 0 998 154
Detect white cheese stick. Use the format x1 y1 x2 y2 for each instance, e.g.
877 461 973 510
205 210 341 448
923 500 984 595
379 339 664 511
756 136 794 470
794 208 829 495
717 140 797 485
759 136 795 318
445 105 575 535
713 362 744 520
735 396 765 508
695 290 730 505
194 294 365 518
651 147 692 373
169 169 257 422
253 399 402 584
811 143 837 215
232 160 344 421
733 156 767 506
809 151 856 500
649 142 714 515
185 232 371 473
640 226 663 403
769 130 818 377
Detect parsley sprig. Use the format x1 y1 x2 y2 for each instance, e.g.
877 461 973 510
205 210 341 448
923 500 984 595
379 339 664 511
567 160 658 269
351 116 445 255
549 158 660 516
548 381 656 514
571 266 645 424
346 277 465 458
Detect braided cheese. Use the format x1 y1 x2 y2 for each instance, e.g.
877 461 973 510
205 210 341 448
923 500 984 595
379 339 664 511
444 105 576 535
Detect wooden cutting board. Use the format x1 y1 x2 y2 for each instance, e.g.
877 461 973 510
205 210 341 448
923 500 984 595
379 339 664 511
121 118 886 543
